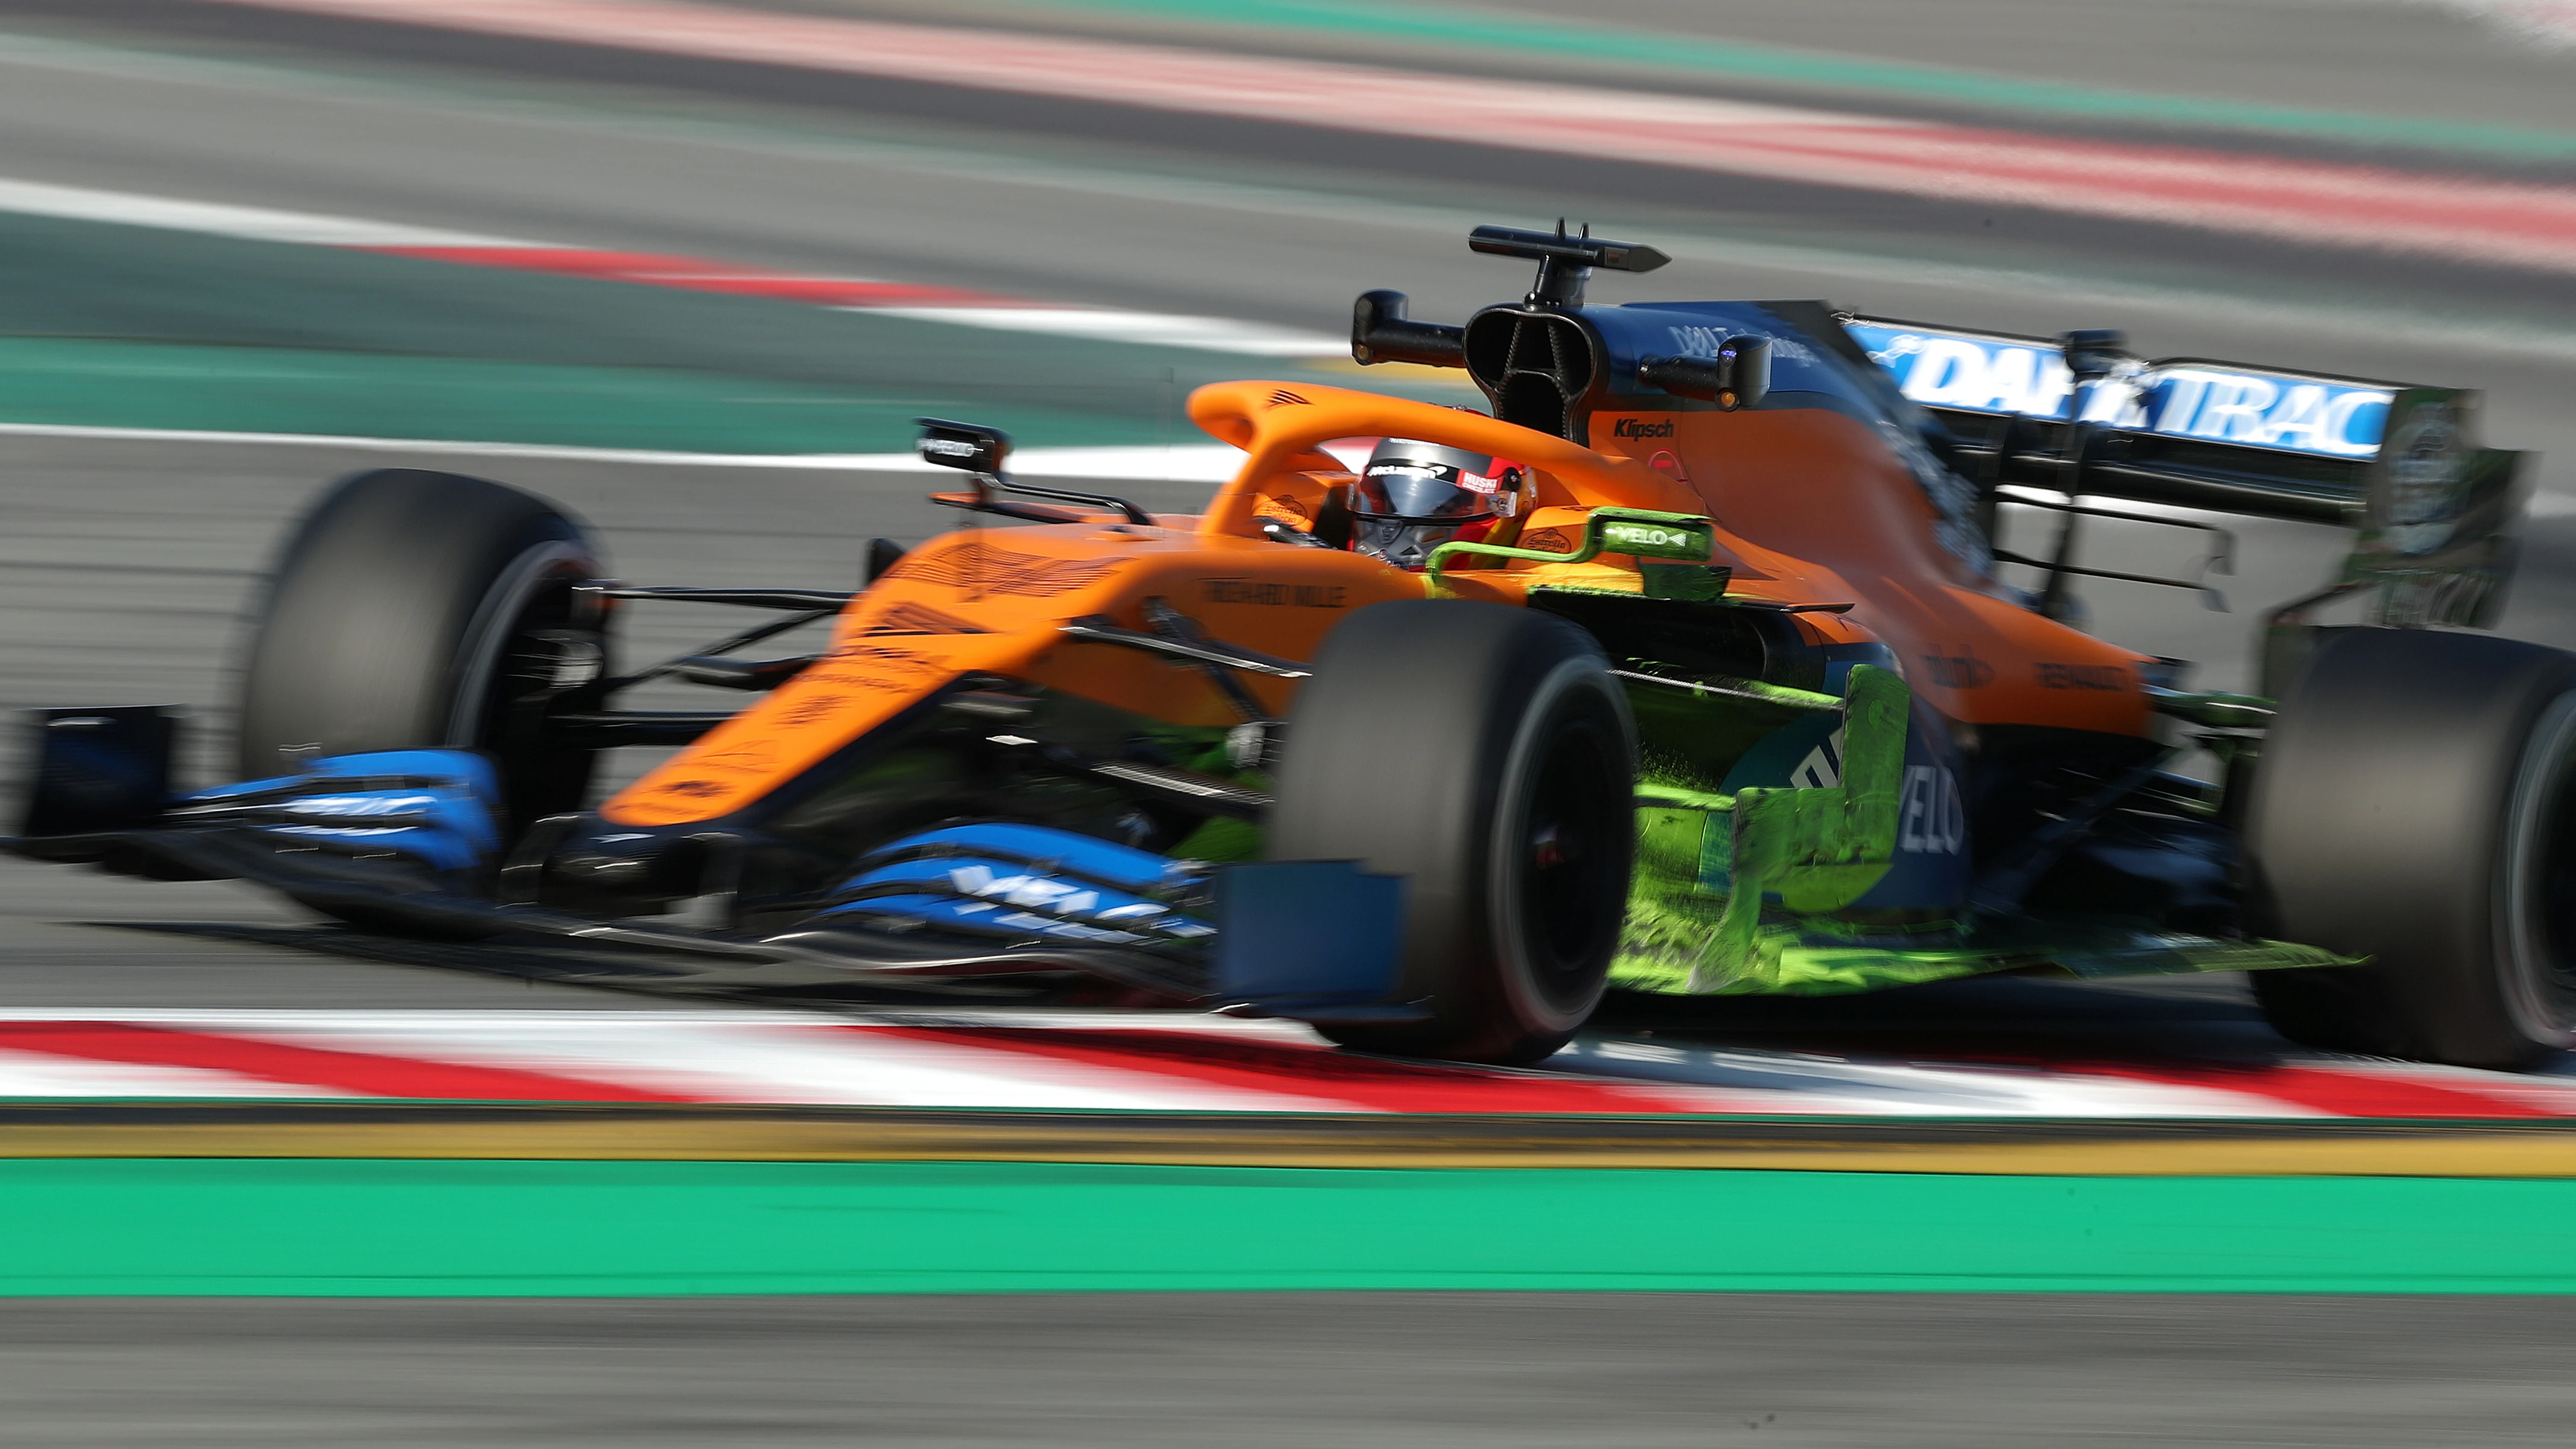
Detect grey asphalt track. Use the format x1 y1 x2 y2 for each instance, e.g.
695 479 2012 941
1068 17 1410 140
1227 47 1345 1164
5 1293 2575 1447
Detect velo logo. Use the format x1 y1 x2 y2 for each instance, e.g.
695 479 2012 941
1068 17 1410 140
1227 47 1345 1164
1601 520 1709 558
1898 765 1966 855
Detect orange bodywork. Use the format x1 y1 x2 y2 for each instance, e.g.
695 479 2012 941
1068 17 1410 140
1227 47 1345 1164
605 380 2154 827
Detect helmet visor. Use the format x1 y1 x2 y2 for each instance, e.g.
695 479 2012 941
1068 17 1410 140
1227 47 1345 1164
1354 441 1504 524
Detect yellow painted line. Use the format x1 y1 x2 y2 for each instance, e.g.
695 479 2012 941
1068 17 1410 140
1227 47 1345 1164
5 1109 2576 1176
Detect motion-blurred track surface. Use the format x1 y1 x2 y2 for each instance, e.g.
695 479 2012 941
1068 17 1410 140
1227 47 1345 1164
7 1293 2576 1447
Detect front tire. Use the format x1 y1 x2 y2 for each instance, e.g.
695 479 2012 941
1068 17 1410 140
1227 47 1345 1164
2247 627 2576 1069
1267 600 1636 1065
236 468 610 844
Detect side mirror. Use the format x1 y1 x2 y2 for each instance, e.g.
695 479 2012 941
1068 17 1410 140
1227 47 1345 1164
1717 335 1770 411
1352 290 1467 369
915 417 1010 474
1636 334 1770 411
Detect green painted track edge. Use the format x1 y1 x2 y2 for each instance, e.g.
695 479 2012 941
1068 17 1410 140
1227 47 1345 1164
7 1159 2576 1296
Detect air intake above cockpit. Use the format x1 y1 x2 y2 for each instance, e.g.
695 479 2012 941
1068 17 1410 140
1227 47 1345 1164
1463 309 1597 440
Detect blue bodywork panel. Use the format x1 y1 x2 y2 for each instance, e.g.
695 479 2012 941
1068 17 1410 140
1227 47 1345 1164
846 823 1184 895
1589 301 1916 429
824 823 1405 1010
174 749 501 873
1211 861 1406 1011
819 823 1215 947
21 705 178 836
36 739 1408 1013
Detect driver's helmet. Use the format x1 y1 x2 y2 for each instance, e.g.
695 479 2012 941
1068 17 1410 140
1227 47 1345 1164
1349 438 1522 570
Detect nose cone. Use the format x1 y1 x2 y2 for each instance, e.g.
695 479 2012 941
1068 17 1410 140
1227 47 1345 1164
540 818 716 914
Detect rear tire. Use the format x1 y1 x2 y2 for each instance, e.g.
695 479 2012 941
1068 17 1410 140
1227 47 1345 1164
235 470 610 923
1267 600 1636 1065
2246 628 2576 1069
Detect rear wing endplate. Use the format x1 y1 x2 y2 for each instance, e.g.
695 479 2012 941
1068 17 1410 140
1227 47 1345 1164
1841 315 2533 629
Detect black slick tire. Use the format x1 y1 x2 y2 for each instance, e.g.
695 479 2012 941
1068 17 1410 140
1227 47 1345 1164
2246 627 2576 1070
1266 600 1636 1065
236 468 608 902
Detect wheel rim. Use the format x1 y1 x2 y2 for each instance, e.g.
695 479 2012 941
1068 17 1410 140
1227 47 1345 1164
446 539 604 827
2501 689 2576 1048
1522 721 1625 975
1491 665 1632 1027
445 540 599 750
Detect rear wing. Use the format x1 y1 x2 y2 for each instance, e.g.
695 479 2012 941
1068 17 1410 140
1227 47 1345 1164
1841 315 2533 629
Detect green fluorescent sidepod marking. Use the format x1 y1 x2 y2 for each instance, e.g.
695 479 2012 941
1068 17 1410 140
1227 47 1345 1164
1608 669 2354 995
1598 518 1717 559
1425 506 1721 596
1722 664 1908 921
1613 665 1907 994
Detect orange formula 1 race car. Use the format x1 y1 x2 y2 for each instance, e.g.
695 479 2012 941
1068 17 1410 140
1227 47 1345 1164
11 226 2560 1069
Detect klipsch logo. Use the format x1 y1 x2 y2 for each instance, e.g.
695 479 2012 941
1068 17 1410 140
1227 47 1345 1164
1612 419 1675 439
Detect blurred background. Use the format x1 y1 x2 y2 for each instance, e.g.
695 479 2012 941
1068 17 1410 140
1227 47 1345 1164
2 1 2574 1443
6 0 2576 751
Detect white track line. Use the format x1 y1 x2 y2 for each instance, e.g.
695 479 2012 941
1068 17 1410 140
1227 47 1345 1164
221 1015 1354 1111
0 176 549 250
0 1048 356 1099
0 421 1256 480
869 306 1341 357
